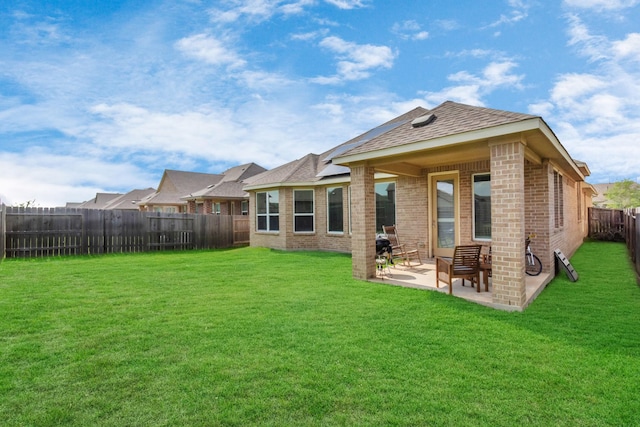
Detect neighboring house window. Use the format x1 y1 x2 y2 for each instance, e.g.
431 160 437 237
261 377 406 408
241 200 249 215
294 189 314 232
327 186 343 233
473 174 491 240
214 202 221 215
554 171 564 228
375 182 396 233
257 191 279 232
196 203 203 214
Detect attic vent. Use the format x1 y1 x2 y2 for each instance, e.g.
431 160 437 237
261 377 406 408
411 114 436 128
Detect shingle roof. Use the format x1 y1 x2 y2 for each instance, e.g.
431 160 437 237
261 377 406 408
189 181 247 198
244 101 541 188
77 193 123 209
220 162 267 182
103 188 156 209
140 170 223 205
243 153 323 187
341 101 537 157
183 162 269 200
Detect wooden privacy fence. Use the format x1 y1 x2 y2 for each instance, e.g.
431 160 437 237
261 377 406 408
623 209 639 277
588 207 640 278
0 205 250 259
588 207 625 241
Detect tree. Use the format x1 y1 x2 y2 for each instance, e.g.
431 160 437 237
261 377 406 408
605 179 640 209
13 200 39 208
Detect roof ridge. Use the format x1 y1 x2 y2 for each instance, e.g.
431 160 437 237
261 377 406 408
283 153 319 181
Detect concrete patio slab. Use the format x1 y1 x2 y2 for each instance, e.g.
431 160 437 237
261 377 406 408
370 259 552 311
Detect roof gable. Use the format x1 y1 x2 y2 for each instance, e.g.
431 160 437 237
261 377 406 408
340 101 537 157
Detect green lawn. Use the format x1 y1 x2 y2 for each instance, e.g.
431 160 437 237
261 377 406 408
1 242 639 426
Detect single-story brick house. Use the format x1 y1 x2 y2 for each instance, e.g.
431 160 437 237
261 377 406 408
182 163 267 215
243 101 596 310
139 163 266 214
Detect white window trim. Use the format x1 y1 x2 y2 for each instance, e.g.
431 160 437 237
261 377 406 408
472 173 491 242
327 186 344 235
256 190 279 233
293 189 315 233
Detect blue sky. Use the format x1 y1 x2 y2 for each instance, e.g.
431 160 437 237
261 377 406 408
1 0 639 207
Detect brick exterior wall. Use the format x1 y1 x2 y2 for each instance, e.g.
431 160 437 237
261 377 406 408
525 160 551 273
394 175 429 251
247 143 592 310
490 140 527 308
351 165 376 279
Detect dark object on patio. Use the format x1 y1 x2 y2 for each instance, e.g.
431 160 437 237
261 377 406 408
382 225 422 266
376 237 394 265
436 245 482 295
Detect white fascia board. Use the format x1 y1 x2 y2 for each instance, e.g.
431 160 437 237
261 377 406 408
242 173 397 192
333 118 543 165
537 119 585 180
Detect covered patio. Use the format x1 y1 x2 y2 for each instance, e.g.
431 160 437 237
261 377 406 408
370 259 553 311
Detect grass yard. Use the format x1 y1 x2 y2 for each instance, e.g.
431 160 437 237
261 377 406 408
1 241 639 426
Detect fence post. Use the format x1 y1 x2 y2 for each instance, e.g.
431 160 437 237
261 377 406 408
636 214 640 281
0 204 5 261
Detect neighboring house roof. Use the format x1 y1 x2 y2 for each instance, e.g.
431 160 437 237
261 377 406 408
103 188 156 209
74 188 156 210
243 154 323 188
592 183 615 207
220 162 267 183
77 192 123 209
184 163 268 200
140 170 224 206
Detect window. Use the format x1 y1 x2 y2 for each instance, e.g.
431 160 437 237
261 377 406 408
214 202 221 215
348 186 352 234
256 191 279 232
294 189 314 232
241 200 249 215
473 174 491 240
327 186 344 233
554 171 564 228
375 182 396 233
576 185 582 222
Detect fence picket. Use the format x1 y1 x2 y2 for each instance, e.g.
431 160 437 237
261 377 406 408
0 205 249 259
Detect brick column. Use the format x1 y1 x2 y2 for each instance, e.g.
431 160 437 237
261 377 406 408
350 164 376 279
490 140 527 308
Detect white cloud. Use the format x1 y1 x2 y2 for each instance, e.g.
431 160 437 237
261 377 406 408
323 0 369 9
291 28 330 41
613 33 640 60
563 0 640 10
312 36 395 83
209 0 313 23
392 20 429 41
486 0 529 28
175 34 246 68
420 61 524 106
0 148 153 207
538 16 640 183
